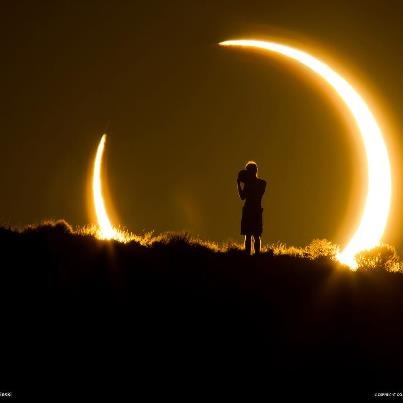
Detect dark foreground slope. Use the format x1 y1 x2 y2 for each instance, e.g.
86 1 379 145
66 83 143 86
1 222 402 400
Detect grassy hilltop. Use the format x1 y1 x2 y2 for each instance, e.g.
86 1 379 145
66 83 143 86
1 221 402 400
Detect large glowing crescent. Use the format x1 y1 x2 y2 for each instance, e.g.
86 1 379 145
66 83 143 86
220 39 392 267
93 134 119 240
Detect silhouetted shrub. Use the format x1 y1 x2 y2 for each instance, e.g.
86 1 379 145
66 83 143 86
304 238 339 260
270 241 305 257
24 219 73 234
150 231 199 247
356 244 401 272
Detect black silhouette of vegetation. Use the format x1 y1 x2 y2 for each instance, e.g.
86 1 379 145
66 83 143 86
1 221 402 400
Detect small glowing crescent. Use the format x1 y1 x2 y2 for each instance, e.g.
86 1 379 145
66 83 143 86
93 134 118 240
220 39 392 268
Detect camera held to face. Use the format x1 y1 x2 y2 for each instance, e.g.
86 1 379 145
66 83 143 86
238 169 248 183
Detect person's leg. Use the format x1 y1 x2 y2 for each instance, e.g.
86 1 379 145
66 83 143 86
244 235 252 255
253 234 261 255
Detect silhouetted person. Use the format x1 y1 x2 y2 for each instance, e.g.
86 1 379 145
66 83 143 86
237 161 266 255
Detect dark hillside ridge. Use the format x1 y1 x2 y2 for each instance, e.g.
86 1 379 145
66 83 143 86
0 222 402 400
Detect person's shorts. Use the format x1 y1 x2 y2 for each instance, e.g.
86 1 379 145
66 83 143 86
241 206 263 236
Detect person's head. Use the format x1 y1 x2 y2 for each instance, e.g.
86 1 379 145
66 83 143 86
245 161 258 178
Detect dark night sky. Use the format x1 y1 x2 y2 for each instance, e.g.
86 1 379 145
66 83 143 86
1 0 403 251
